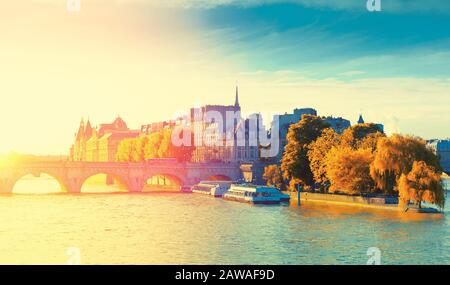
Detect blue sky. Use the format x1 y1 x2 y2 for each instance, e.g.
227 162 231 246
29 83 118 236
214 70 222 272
191 1 450 79
169 0 450 141
1 0 450 154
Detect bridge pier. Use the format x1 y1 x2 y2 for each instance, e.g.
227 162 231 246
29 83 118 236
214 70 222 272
0 179 14 194
106 174 114 185
63 178 83 193
127 177 145 193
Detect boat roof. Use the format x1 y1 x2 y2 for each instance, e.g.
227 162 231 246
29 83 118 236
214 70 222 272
229 184 279 192
198 181 234 187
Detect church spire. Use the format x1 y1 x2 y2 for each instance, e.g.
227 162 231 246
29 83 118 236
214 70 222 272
358 114 365 124
76 117 85 141
235 85 240 107
85 119 93 139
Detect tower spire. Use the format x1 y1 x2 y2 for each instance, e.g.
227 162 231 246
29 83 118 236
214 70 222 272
358 114 365 124
235 85 239 107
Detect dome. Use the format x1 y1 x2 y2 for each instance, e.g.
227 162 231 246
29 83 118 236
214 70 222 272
113 116 128 129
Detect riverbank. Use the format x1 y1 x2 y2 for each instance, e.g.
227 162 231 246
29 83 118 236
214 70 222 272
287 191 442 214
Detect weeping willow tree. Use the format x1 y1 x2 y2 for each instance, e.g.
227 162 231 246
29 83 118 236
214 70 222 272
398 161 445 210
370 134 440 194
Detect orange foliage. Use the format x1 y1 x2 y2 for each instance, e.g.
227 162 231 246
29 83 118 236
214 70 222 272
398 161 445 209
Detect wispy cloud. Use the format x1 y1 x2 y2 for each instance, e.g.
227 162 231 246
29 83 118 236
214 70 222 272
118 0 450 13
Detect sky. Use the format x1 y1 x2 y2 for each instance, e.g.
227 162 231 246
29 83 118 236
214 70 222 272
0 0 449 155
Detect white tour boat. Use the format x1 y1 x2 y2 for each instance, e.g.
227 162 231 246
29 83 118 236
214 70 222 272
191 181 234 197
223 184 290 204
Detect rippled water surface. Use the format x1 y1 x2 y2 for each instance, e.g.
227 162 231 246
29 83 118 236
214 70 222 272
0 178 449 264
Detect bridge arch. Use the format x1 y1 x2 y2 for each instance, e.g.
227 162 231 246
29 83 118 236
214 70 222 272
143 172 186 191
79 171 130 193
10 171 69 194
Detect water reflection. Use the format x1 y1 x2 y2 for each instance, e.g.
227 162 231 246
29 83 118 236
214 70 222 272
1 179 449 264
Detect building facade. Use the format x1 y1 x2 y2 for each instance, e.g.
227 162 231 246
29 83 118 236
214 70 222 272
70 116 140 162
427 139 450 173
323 116 351 134
274 108 318 161
356 114 384 133
189 87 264 163
140 116 187 135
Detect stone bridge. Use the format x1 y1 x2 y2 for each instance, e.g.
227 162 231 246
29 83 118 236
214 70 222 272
0 159 242 193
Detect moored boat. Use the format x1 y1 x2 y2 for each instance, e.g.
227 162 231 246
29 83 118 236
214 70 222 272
223 184 290 204
191 181 233 197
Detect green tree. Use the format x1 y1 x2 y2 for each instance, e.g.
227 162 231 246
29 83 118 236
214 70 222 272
263 165 285 190
398 161 445 209
370 134 440 194
326 147 375 194
307 128 340 191
281 115 330 187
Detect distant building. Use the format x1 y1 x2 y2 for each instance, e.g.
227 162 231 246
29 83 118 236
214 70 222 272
274 108 318 161
189 86 264 163
190 87 242 163
323 116 351 134
70 116 139 162
427 139 450 173
356 114 384 133
235 113 265 163
140 116 187 135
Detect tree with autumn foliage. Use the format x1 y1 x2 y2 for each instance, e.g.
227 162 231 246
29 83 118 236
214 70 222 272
340 123 383 149
370 134 440 194
358 132 386 152
398 161 445 209
281 115 330 188
116 128 194 163
263 164 285 190
326 147 375 194
116 138 135 162
307 128 340 191
144 131 163 159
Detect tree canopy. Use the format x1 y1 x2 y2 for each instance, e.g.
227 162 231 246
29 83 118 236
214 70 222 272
281 115 330 187
263 164 285 190
398 161 445 209
326 147 375 195
116 128 194 162
279 119 445 208
370 134 440 193
340 123 383 149
307 128 340 190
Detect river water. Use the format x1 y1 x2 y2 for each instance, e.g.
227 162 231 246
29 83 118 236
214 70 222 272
0 178 449 265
